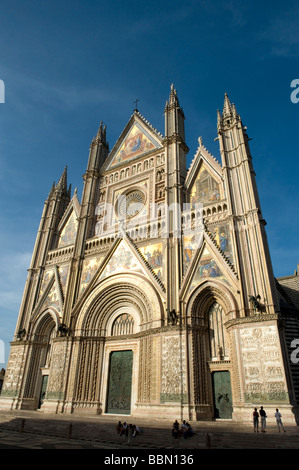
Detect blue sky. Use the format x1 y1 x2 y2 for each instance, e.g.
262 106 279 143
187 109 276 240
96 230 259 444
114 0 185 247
0 0 298 367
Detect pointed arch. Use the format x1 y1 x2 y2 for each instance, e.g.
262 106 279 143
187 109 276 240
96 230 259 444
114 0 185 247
31 308 60 339
185 278 239 326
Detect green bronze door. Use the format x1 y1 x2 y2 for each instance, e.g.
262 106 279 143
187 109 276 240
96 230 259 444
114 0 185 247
106 350 133 414
212 371 233 419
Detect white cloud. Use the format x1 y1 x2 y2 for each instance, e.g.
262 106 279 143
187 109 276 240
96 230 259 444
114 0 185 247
259 7 299 58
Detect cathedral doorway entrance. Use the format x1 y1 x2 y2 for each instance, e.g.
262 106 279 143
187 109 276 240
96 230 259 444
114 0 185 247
106 350 133 414
212 371 233 419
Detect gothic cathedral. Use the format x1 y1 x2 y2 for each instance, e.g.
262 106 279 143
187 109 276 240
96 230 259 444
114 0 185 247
1 86 299 424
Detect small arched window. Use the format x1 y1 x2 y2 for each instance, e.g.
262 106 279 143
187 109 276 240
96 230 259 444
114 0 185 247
112 314 135 336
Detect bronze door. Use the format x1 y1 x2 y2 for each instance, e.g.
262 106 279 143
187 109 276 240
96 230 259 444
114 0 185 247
106 350 133 414
212 371 233 419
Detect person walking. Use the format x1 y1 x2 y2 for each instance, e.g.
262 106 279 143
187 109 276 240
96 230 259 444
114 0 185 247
275 409 286 432
253 408 259 432
259 406 267 432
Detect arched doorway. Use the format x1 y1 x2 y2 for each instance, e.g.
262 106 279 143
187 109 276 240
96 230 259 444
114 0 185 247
186 281 238 420
208 302 233 419
38 323 56 409
72 274 165 416
106 313 135 414
24 309 59 410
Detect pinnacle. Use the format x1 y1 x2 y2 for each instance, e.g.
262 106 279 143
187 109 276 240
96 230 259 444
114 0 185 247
222 92 240 118
223 92 233 115
168 83 180 107
48 181 56 198
56 166 68 194
96 121 107 144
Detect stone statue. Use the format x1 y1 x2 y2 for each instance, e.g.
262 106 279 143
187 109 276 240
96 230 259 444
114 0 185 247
249 294 262 313
16 328 26 341
168 309 178 325
57 323 68 337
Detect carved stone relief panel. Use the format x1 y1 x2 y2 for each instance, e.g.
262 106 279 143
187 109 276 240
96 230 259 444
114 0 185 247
237 324 288 403
47 339 71 400
161 335 187 402
137 335 161 404
1 344 27 397
151 335 161 402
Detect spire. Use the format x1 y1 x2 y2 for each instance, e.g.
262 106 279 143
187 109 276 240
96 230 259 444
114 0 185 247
48 181 56 199
218 92 241 132
169 83 179 107
93 121 107 145
223 92 233 116
165 83 181 111
164 83 186 142
56 166 68 195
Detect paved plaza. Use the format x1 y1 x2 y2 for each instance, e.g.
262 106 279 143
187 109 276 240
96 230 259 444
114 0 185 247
0 409 298 450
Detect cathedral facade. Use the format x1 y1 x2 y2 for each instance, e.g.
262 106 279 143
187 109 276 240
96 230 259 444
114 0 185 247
1 86 299 423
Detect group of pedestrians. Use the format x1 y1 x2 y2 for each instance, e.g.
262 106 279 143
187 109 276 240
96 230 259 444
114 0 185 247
172 419 194 439
253 407 286 433
116 421 142 445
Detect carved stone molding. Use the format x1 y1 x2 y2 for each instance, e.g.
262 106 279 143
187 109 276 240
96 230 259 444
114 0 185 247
225 313 279 330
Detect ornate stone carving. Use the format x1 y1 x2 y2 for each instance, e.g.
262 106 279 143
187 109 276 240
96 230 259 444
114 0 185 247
47 339 71 400
237 324 288 403
0 344 27 397
161 335 187 402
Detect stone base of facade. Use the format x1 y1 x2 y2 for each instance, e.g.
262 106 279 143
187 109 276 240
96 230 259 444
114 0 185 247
2 396 298 425
61 401 103 416
0 397 15 411
39 399 64 414
0 396 38 411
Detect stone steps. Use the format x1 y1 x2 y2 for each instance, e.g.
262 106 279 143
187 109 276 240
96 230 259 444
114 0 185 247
0 411 298 449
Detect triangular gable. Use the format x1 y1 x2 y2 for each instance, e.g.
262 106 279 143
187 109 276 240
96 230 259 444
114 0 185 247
58 265 70 297
183 232 204 274
39 265 69 301
180 231 238 299
58 210 78 248
79 254 105 295
139 242 163 282
186 245 228 298
104 113 163 170
189 161 223 208
186 138 222 185
57 194 80 248
43 281 62 312
34 267 64 319
72 236 166 316
98 239 145 279
39 268 55 300
186 139 224 206
207 222 234 265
